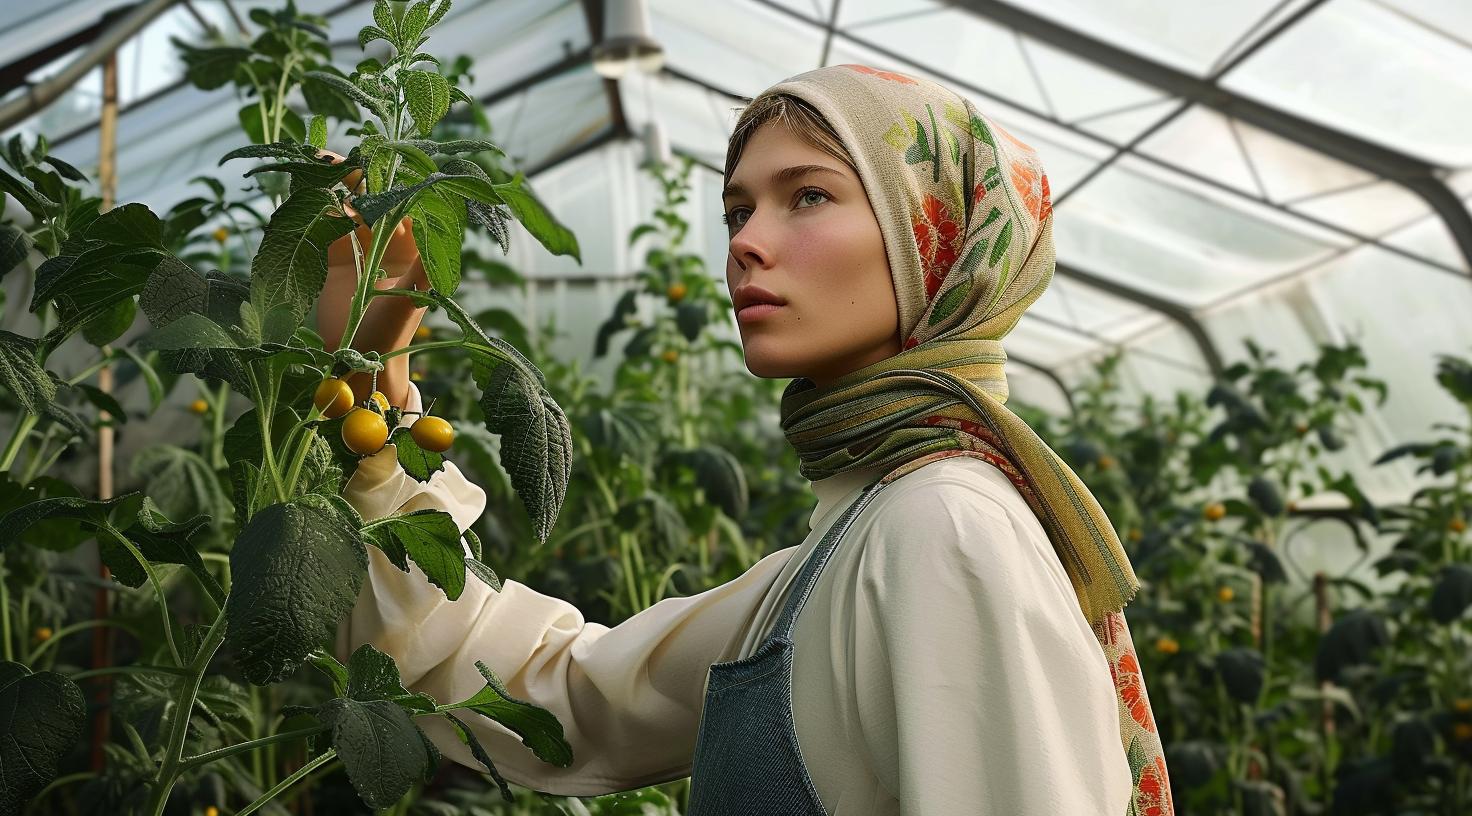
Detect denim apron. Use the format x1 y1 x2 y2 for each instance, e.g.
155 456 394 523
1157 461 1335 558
685 476 889 815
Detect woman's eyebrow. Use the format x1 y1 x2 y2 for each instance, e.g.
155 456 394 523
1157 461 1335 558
722 164 844 201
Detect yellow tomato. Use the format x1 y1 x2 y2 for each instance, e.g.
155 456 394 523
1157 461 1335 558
33 626 52 642
205 808 220 816
1203 502 1227 522
1453 698 1472 713
410 370 424 382
414 325 432 340
342 408 389 455
666 283 687 302
661 350 679 364
313 378 355 419
1455 723 1472 743
369 390 390 414
1154 637 1180 655
1451 517 1467 533
410 416 454 453
1097 455 1116 470
188 399 209 415
1217 586 1235 603
212 227 229 244
1127 528 1143 542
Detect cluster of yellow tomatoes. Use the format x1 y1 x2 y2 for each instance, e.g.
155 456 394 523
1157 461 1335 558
312 376 454 456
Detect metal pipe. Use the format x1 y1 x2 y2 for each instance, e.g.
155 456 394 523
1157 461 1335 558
0 0 182 132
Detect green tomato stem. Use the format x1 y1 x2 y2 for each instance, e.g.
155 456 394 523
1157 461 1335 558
181 724 329 772
235 748 338 816
143 609 229 816
26 618 141 665
103 525 183 668
0 413 39 472
378 338 463 362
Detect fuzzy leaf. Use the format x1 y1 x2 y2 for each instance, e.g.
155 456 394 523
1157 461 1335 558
0 662 86 811
318 697 436 809
225 502 367 685
0 331 56 416
402 69 451 137
451 660 573 767
361 509 466 600
250 187 355 329
0 223 31 278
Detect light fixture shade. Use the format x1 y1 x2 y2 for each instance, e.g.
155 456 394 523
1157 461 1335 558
592 0 665 79
640 119 672 169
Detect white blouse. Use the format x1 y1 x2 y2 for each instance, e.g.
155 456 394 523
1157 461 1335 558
335 381 1132 814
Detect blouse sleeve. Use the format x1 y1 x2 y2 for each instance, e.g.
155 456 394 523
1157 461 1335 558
851 476 1133 815
335 383 793 796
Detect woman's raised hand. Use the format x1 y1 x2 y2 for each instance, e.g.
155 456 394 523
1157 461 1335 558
315 149 429 409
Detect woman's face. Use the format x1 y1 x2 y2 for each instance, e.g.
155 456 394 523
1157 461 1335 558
722 121 900 389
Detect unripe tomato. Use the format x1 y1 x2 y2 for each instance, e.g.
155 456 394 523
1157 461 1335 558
314 377 355 419
342 408 389 454
1451 517 1467 533
415 325 432 340
1217 586 1235 603
666 283 687 302
411 416 454 452
661 349 679 364
410 370 424 382
369 391 390 413
33 626 52 642
212 227 229 244
1203 502 1227 522
188 399 209 415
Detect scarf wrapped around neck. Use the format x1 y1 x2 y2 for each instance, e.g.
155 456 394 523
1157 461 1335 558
758 64 1174 814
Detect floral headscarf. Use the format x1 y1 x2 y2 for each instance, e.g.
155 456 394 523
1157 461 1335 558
756 63 1174 815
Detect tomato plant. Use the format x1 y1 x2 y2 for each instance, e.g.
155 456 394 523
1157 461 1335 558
0 1 586 813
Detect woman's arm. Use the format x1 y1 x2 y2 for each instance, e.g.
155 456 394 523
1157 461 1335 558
336 381 795 795
852 467 1133 814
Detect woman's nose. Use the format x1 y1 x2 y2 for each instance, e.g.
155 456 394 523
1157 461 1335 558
728 215 771 272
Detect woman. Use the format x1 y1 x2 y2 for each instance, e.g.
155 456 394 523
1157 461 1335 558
326 63 1172 815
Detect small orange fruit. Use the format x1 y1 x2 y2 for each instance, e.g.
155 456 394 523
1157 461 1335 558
33 626 52 642
414 325 432 340
1217 586 1235 603
1127 528 1143 543
1204 503 1227 522
1294 422 1309 436
1453 698 1472 713
1154 637 1180 655
667 283 687 302
1455 723 1472 743
1450 517 1467 533
205 808 220 816
410 370 424 382
1097 455 1116 470
212 227 229 244
410 416 454 453
661 349 679 364
368 391 390 413
313 377 355 419
188 399 209 415
342 407 389 455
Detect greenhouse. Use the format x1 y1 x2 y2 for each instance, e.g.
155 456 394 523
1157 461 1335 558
1 0 1469 813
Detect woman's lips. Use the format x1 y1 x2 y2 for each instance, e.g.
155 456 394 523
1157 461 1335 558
736 303 784 322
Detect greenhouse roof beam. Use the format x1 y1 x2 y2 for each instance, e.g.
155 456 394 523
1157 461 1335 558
946 0 1472 274
748 0 1464 281
0 15 108 97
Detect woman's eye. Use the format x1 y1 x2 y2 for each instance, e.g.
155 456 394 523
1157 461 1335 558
722 209 749 228
797 189 829 208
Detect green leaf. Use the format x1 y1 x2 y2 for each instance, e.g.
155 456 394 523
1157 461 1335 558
674 301 706 341
402 69 451 136
471 169 580 262
0 165 56 221
627 223 658 247
453 660 573 767
0 662 87 812
80 295 137 346
225 501 368 685
118 347 165 411
1431 564 1472 624
465 556 501 591
101 497 225 605
0 491 142 552
361 509 467 600
173 40 252 90
74 383 125 422
441 712 514 803
403 138 505 158
0 331 57 416
318 697 437 810
302 70 393 124
129 444 232 525
251 187 355 330
474 358 571 544
1214 648 1265 704
301 66 362 122
0 223 31 278
390 425 446 481
239 103 306 145
136 312 239 352
670 445 748 520
409 187 466 295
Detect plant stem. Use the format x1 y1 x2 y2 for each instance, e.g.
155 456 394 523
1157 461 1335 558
378 338 463 362
24 771 97 814
181 724 329 771
143 610 229 816
0 555 10 662
338 205 403 355
104 526 183 667
235 748 338 816
247 365 287 503
0 413 39 471
70 664 192 682
210 380 229 470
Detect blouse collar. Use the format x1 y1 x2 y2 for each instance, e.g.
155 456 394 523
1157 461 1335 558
807 463 891 532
